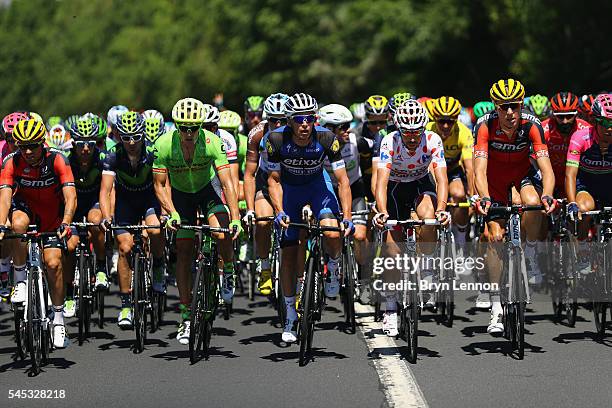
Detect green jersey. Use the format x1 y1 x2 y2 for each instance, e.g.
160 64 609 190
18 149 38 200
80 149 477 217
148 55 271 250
153 129 229 193
237 133 247 174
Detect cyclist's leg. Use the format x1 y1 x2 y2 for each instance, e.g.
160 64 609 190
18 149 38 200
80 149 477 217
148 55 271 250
574 180 598 273
255 189 274 294
448 168 469 245
87 205 108 286
113 197 138 326
43 239 70 348
62 233 79 318
143 202 165 291
520 180 546 284
349 180 368 266
207 204 235 303
9 207 30 303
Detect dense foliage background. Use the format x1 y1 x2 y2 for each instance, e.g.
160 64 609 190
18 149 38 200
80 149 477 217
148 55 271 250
1 0 610 117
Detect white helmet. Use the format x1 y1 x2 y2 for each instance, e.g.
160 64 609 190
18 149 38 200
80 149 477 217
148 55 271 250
394 100 429 131
107 105 129 128
203 104 220 124
285 93 318 117
264 93 289 118
142 109 164 122
318 104 353 126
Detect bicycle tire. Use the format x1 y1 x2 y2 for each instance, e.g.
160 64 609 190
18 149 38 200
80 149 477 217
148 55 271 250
78 252 89 345
96 288 105 329
405 277 419 364
14 307 27 360
133 258 146 353
342 246 356 334
189 262 207 363
248 261 256 301
299 255 316 366
27 269 42 374
41 276 51 364
514 248 526 359
593 302 607 336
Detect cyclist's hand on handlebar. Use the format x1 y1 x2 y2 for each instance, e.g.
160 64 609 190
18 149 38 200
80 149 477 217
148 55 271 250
435 210 451 226
100 218 112 232
229 219 242 240
342 219 355 237
373 212 388 228
541 195 557 214
476 197 491 215
57 223 72 240
274 211 290 229
242 210 255 226
167 211 181 231
567 202 580 221
469 194 480 206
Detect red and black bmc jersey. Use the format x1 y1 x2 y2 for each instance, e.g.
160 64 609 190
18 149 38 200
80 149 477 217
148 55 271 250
0 148 75 231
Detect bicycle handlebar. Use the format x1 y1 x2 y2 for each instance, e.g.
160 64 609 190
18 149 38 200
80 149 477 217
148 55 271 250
385 218 440 227
178 224 231 234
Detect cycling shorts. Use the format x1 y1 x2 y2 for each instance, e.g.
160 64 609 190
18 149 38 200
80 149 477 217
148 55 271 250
334 179 367 226
488 166 542 205
74 192 100 221
386 177 436 221
173 183 227 240
255 170 271 202
448 166 466 183
576 175 612 207
114 190 160 235
281 175 340 246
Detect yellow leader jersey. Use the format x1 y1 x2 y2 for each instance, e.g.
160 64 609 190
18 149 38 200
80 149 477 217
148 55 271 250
426 121 473 171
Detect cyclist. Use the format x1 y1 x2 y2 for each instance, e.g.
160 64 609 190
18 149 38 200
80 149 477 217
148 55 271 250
218 110 247 178
47 124 71 151
427 96 475 247
46 115 63 130
152 98 241 345
0 119 76 348
266 93 354 343
244 93 289 296
354 95 390 200
541 92 591 197
244 95 265 133
373 100 449 337
528 94 552 121
566 93 612 273
473 78 556 334
143 110 165 144
99 111 165 328
579 94 595 126
320 104 368 269
63 117 109 318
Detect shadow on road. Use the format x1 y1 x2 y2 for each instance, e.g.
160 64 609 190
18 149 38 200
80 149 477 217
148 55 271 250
260 347 347 363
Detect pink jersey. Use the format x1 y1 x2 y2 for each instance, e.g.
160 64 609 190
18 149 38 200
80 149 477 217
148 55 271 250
566 126 612 174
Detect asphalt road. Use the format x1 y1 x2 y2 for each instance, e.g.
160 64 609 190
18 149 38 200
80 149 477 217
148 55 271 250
0 281 611 408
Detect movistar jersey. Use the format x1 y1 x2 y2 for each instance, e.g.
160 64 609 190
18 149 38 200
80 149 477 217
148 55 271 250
102 141 155 193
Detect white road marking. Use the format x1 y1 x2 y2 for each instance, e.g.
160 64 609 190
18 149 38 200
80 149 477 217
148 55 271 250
355 302 429 408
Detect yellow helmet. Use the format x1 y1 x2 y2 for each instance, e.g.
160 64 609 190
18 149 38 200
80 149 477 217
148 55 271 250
433 96 462 120
490 78 525 104
13 119 47 145
423 98 436 121
171 97 207 125
365 95 389 115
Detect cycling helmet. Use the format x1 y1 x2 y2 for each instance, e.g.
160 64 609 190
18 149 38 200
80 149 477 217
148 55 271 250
394 100 429 131
46 115 63 129
70 117 98 140
285 93 318 116
144 117 165 142
64 114 81 131
364 95 389 115
389 93 414 114
47 125 68 147
318 104 353 126
116 111 145 135
263 93 289 118
349 102 366 121
579 94 595 116
172 98 206 125
592 94 612 119
2 112 30 136
13 119 47 145
433 96 462 120
244 96 265 113
203 104 220 123
528 94 551 118
90 115 108 140
423 98 436 121
29 112 43 123
490 78 525 104
473 101 495 119
218 110 242 130
142 109 164 122
550 92 579 113
107 105 129 128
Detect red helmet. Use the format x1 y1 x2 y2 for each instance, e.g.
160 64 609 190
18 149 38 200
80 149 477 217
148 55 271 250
2 112 30 136
550 92 579 113
592 93 612 119
578 94 594 116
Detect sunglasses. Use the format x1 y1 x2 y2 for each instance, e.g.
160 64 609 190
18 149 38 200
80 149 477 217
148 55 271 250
268 117 287 126
400 128 423 137
553 112 577 120
437 119 457 126
17 143 43 151
120 134 143 143
178 124 201 133
74 140 97 148
291 115 316 124
247 111 262 119
367 120 387 126
497 102 522 111
327 123 351 132
596 117 612 129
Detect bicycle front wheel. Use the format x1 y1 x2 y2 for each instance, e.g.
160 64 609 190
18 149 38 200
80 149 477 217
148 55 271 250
299 255 316 366
27 270 42 374
133 259 146 353
342 246 356 334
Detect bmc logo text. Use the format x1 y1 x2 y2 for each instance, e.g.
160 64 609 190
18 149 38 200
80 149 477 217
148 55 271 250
19 178 55 188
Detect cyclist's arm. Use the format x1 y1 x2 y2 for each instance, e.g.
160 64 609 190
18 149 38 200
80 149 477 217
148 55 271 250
217 167 240 221
55 153 77 225
565 165 578 203
268 169 283 214
530 122 554 197
565 134 582 203
61 186 77 225
430 138 448 211
335 167 352 221
0 158 14 225
229 162 240 203
153 171 176 215
375 166 390 214
473 121 490 198
244 160 258 211
463 158 475 197
99 174 115 220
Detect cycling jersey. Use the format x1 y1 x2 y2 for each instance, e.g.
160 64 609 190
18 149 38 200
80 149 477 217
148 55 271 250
473 111 548 203
0 148 75 231
246 121 270 175
217 128 238 164
70 148 105 219
324 132 361 186
236 133 247 175
102 141 156 193
377 130 446 183
152 129 229 193
266 125 345 185
426 121 473 171
542 118 591 194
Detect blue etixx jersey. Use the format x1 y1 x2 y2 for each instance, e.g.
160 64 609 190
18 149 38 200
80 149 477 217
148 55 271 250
266 125 345 185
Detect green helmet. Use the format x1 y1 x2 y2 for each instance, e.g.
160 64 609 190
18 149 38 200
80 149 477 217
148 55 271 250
116 111 144 135
389 92 413 114
144 117 165 143
244 96 264 113
89 115 108 140
528 94 551 118
64 114 80 131
349 102 365 121
473 101 495 119
70 117 99 140
46 115 63 129
218 110 242 130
